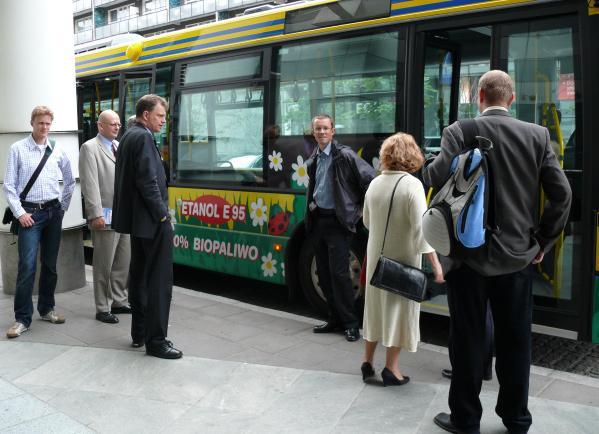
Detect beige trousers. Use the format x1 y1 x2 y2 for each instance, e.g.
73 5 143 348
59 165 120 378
91 229 130 313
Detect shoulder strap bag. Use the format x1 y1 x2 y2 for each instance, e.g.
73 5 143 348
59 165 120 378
369 174 428 302
3 141 55 229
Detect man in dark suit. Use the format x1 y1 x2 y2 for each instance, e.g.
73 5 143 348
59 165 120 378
112 94 182 360
423 70 571 434
305 114 375 342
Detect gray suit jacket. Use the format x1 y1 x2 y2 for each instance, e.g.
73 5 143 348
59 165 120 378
422 109 572 276
79 135 117 229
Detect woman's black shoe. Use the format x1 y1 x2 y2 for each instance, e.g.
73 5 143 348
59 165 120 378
361 362 375 381
381 367 410 386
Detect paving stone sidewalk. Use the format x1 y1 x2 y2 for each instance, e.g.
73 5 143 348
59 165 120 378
0 267 598 432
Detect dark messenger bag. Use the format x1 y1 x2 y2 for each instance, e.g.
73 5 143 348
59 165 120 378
3 142 54 234
369 175 428 303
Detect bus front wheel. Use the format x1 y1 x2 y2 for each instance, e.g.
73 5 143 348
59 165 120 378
298 236 365 317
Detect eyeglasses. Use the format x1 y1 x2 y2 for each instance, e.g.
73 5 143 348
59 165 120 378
101 122 121 128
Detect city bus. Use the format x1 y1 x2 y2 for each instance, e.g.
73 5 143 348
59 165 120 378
74 0 599 343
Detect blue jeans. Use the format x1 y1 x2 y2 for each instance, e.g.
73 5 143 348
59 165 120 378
14 203 64 327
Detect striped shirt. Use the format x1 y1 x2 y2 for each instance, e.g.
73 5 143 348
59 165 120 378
3 135 75 219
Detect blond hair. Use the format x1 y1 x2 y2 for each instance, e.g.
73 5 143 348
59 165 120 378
30 106 54 123
379 132 424 173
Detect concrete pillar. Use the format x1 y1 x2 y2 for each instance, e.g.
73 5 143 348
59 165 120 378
0 0 87 294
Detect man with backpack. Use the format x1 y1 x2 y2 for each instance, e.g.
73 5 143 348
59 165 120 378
423 70 571 434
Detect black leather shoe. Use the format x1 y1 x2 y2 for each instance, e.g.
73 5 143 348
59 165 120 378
146 341 183 359
433 412 478 434
313 322 341 333
361 362 375 381
131 340 144 348
344 327 360 342
111 305 132 314
96 312 119 324
434 413 459 433
381 367 410 386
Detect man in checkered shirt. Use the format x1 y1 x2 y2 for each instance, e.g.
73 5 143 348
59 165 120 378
3 106 75 338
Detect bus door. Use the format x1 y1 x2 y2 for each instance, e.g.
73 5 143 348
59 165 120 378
421 35 461 155
119 69 155 134
497 16 583 336
76 74 120 144
415 26 493 313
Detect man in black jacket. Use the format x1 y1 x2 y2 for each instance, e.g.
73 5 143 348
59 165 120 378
423 71 571 434
306 114 375 342
112 94 182 360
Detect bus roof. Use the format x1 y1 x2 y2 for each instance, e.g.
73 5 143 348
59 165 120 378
75 0 542 78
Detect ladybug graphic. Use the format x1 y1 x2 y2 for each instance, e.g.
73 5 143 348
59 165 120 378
268 211 291 236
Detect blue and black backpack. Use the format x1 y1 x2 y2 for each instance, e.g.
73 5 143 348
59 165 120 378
422 119 495 257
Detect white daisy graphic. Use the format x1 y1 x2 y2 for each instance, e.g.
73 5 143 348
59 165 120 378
249 197 268 227
261 252 278 277
291 155 309 188
268 150 283 172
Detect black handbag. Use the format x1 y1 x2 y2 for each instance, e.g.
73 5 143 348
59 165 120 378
369 175 428 302
3 143 54 234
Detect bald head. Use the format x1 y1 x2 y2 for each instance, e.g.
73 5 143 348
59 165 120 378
478 70 514 110
97 110 121 141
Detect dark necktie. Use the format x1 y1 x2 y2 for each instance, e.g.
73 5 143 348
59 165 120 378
111 142 117 159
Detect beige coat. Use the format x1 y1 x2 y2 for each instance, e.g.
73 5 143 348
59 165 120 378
79 135 130 313
79 136 116 225
362 171 434 350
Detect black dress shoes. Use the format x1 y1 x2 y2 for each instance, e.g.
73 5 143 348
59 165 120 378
96 312 119 324
361 362 375 381
146 341 183 359
111 305 132 314
433 412 479 434
344 327 360 342
313 322 341 333
381 367 410 386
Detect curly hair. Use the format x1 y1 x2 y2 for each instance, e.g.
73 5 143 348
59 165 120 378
379 132 424 173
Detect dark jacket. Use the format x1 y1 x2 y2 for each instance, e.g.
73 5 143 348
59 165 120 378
305 140 375 233
422 109 572 276
112 123 169 239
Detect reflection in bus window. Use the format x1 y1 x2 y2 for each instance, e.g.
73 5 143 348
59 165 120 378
275 32 400 136
176 85 264 185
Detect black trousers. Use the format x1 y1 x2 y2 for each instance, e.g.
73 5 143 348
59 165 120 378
129 221 173 346
313 215 358 329
446 264 532 434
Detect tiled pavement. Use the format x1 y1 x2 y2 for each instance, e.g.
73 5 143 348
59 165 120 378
0 266 598 433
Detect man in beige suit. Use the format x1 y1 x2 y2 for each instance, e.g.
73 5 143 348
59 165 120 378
79 110 131 324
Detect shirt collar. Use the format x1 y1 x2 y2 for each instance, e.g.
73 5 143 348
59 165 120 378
97 134 114 147
317 142 332 156
26 134 50 150
483 106 509 114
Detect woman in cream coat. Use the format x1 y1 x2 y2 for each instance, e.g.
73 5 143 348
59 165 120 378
361 132 444 386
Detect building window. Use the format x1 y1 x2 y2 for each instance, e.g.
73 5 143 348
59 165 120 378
108 5 139 23
75 16 92 33
144 0 167 14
